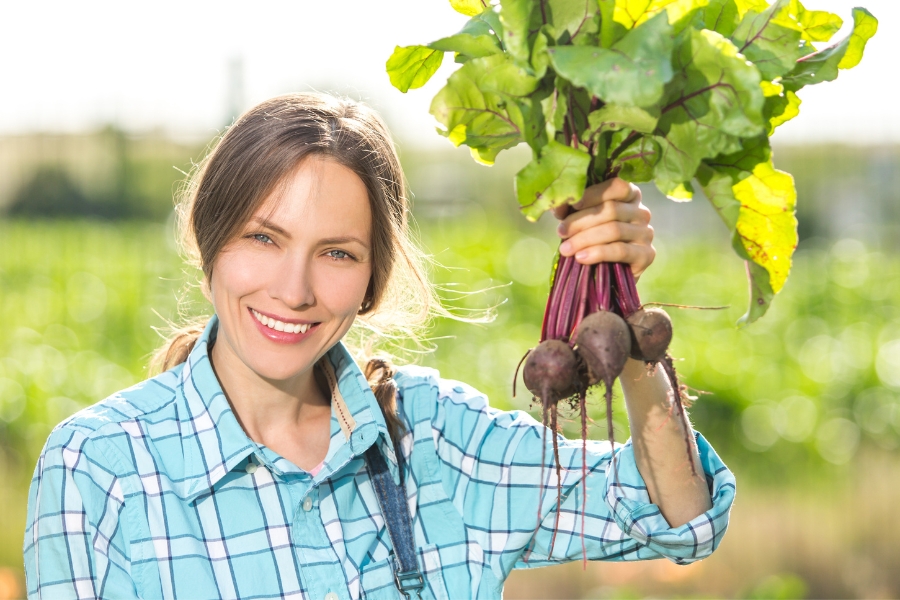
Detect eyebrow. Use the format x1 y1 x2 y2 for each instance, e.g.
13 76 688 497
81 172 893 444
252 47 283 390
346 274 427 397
250 217 369 248
252 217 291 239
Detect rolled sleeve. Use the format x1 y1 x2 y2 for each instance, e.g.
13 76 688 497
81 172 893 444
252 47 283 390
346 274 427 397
604 431 736 564
425 374 736 576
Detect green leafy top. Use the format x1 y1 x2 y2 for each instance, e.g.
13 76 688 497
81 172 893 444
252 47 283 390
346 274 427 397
386 0 877 322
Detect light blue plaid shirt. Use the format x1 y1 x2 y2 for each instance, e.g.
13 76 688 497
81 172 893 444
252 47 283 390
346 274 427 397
24 316 736 599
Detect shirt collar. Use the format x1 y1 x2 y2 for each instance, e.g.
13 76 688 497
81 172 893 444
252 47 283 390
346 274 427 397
178 314 397 502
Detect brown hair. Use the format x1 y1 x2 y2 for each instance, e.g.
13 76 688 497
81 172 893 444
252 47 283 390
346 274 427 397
151 92 455 445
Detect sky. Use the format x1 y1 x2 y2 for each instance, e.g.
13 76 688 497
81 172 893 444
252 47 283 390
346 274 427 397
0 0 896 146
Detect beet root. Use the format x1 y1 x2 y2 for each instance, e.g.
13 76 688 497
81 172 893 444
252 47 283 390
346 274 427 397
522 339 581 401
574 311 631 386
626 307 673 363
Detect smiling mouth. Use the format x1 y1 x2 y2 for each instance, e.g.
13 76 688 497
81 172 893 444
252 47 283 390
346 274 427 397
250 309 317 334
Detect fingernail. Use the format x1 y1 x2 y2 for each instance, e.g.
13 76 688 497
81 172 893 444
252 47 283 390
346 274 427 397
559 241 572 254
557 222 567 236
575 250 588 261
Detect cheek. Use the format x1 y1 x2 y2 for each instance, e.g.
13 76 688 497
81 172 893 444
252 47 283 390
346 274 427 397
317 265 372 315
210 250 274 306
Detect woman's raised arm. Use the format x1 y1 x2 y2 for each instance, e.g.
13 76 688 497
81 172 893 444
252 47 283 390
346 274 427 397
555 178 713 527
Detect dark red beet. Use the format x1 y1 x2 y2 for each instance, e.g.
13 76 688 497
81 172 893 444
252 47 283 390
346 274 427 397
522 339 580 401
626 307 673 362
574 311 631 386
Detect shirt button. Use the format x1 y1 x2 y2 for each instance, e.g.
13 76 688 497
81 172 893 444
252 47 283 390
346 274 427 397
245 462 258 474
324 593 339 600
302 496 313 512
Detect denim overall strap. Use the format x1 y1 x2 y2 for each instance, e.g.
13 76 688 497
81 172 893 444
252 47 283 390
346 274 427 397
365 444 425 599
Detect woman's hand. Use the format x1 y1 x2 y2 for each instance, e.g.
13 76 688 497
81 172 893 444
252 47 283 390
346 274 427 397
553 178 655 278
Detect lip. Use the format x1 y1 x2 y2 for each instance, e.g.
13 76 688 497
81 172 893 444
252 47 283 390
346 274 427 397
248 307 320 344
251 307 317 325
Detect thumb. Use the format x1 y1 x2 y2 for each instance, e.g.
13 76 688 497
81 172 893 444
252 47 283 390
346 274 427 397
552 203 572 221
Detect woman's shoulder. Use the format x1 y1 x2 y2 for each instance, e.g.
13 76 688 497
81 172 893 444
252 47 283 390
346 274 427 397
44 364 187 455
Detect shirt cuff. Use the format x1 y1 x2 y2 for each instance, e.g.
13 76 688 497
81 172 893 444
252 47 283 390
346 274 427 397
603 431 736 564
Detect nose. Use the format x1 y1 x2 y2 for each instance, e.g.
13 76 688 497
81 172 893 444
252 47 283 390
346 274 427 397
268 251 316 310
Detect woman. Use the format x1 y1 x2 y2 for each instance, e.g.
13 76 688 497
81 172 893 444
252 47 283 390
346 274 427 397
24 93 735 599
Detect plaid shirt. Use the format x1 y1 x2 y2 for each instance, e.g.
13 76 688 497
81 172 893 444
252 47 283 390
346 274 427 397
24 316 736 599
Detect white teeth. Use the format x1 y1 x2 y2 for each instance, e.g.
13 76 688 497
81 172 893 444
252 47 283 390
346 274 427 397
252 309 313 335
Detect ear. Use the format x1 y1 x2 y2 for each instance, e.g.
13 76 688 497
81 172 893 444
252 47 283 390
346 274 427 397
358 280 375 314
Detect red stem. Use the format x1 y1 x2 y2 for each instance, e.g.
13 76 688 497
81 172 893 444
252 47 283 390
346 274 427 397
612 263 641 316
542 253 574 342
587 266 599 315
568 262 592 343
553 258 583 341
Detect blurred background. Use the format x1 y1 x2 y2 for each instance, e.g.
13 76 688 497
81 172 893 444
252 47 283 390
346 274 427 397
1 1 898 598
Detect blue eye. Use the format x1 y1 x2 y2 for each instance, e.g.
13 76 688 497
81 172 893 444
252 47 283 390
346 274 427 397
251 233 273 245
327 249 352 260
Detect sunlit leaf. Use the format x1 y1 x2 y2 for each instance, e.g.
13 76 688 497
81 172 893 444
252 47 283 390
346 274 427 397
500 0 541 64
760 80 784 97
730 0 807 81
386 46 444 93
430 54 539 163
733 0 767 18
838 7 878 69
733 161 797 294
610 131 660 182
519 88 552 152
783 8 878 91
789 0 842 44
659 181 694 201
515 141 591 220
544 0 600 42
612 0 707 29
653 28 764 192
703 0 740 37
531 28 551 78
586 105 659 137
429 13 503 59
764 90 801 135
539 79 592 145
698 137 798 323
548 11 674 107
450 0 489 17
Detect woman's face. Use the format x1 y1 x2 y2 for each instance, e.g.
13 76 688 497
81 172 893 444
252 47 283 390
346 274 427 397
209 156 373 384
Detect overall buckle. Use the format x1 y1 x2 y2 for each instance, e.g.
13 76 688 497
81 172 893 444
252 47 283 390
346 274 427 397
394 569 425 600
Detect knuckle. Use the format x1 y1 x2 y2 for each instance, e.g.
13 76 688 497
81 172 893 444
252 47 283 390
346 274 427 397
607 221 624 240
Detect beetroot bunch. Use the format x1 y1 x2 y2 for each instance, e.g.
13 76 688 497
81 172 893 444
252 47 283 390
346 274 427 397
521 255 687 453
517 255 691 555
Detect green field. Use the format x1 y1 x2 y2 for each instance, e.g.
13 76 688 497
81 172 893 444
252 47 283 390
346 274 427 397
2 218 899 597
